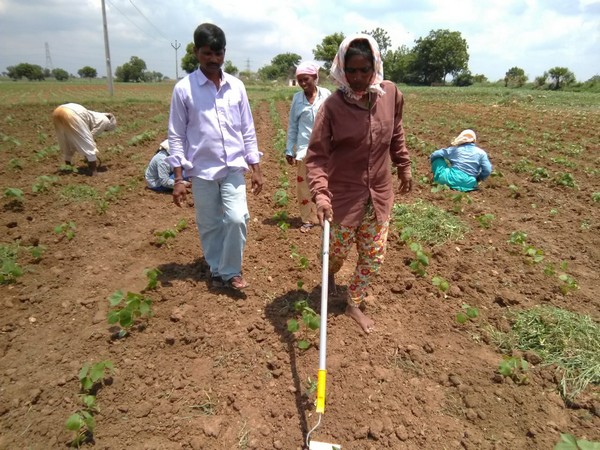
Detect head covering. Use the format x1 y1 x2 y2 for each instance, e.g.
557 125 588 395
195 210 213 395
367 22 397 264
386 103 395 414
105 113 117 131
159 139 169 153
451 129 477 146
330 33 385 101
295 61 319 77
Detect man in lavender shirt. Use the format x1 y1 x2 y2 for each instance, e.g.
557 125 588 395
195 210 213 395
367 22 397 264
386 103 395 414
167 23 263 291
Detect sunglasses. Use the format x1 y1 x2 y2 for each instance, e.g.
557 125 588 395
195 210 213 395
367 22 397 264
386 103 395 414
344 66 373 74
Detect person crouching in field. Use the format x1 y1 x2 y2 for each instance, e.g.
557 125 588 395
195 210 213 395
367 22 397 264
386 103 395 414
145 139 190 192
52 103 117 176
429 129 492 192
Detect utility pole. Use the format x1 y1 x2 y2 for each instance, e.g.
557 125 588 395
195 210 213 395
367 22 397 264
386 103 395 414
101 0 114 96
171 40 181 80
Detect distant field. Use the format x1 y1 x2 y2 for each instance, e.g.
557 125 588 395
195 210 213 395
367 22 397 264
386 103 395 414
1 79 599 110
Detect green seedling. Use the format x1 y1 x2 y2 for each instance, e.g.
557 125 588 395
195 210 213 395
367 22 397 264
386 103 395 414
476 213 495 229
558 273 579 295
154 228 177 246
175 218 188 232
456 304 478 324
592 192 600 203
273 211 290 231
273 188 289 207
554 172 576 188
553 432 600 450
431 183 450 193
508 184 520 198
4 187 24 201
523 245 544 264
0 244 24 284
32 175 59 193
8 158 23 171
54 221 76 240
450 191 472 213
432 275 449 293
296 280 304 291
287 299 320 350
144 268 162 290
79 361 114 392
128 130 157 146
543 263 556 276
277 174 290 189
508 231 527 245
28 245 46 262
65 410 95 448
59 163 79 174
497 355 529 385
408 242 429 277
107 290 153 336
530 167 550 182
305 376 317 394
290 245 309 270
103 185 121 202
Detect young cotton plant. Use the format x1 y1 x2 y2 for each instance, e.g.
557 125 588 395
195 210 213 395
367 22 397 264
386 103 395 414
107 290 153 337
287 299 320 350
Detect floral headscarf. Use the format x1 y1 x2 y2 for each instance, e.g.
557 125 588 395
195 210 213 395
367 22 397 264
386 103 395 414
330 33 385 101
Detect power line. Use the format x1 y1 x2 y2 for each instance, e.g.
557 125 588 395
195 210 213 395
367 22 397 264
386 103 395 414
128 0 170 42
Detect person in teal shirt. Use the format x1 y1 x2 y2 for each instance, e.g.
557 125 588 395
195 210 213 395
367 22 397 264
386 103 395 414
429 129 492 192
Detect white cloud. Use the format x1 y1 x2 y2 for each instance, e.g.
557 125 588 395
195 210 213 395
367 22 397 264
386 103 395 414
0 0 597 80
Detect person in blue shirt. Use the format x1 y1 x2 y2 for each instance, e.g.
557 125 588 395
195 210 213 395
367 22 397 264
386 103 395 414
429 129 492 192
285 61 331 232
145 140 190 192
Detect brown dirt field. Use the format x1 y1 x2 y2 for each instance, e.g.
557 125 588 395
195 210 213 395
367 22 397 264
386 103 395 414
0 88 599 450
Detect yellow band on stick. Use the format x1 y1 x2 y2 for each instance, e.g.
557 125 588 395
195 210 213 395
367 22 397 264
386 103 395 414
316 369 327 413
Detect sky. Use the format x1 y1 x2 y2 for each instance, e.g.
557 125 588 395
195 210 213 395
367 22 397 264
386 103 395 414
0 0 599 82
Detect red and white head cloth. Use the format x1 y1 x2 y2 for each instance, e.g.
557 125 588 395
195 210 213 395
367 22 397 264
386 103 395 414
330 33 385 101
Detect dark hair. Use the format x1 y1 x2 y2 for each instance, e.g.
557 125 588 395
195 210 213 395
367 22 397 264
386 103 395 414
193 23 226 50
344 38 374 66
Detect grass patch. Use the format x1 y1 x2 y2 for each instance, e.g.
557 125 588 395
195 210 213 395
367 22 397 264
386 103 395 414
392 199 469 245
59 185 99 202
489 305 600 400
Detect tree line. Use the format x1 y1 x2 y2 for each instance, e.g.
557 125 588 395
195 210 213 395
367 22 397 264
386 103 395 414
3 27 597 90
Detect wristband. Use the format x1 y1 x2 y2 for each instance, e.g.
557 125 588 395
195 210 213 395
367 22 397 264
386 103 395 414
174 180 187 186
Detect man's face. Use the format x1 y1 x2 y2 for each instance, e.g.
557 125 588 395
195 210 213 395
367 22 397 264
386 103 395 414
194 45 225 76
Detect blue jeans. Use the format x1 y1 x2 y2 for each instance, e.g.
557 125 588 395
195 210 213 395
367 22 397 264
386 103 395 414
191 170 249 281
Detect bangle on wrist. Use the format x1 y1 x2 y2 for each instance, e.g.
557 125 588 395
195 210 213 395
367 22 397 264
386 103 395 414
174 178 184 182
174 180 186 186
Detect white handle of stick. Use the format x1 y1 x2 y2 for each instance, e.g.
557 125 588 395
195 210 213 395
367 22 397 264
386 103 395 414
318 220 330 371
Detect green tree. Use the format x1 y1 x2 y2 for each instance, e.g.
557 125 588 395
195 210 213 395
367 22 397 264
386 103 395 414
224 60 238 76
181 43 198 75
313 32 345 71
410 29 469 85
78 66 97 79
383 45 415 82
452 69 473 86
52 68 69 81
6 63 45 81
362 27 392 54
257 52 301 81
504 66 527 87
547 66 576 90
115 56 147 82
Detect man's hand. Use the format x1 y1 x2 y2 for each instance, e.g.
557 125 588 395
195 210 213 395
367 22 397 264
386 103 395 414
398 171 413 195
285 155 295 166
172 183 187 207
249 164 263 195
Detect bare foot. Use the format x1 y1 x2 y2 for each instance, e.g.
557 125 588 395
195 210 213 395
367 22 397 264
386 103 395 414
345 304 374 334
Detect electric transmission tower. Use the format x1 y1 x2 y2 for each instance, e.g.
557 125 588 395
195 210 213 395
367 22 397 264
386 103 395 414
45 42 54 71
171 40 181 80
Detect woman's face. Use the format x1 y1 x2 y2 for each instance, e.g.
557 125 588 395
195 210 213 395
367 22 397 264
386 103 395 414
344 54 374 93
296 74 317 94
